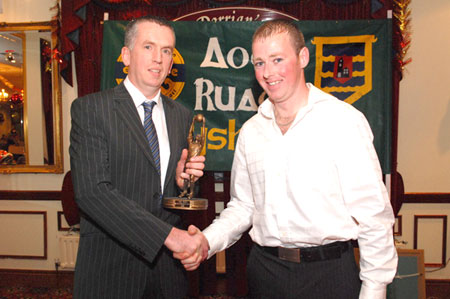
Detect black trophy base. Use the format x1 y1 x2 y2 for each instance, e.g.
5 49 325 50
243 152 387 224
163 197 208 210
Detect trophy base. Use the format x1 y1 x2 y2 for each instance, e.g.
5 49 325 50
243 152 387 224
163 197 208 210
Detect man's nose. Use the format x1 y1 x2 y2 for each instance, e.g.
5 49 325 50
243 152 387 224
263 63 273 79
152 48 162 63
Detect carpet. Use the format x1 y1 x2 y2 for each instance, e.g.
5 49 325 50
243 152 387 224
0 286 247 299
0 286 73 299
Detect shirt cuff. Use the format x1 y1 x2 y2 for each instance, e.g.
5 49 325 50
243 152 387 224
359 282 387 299
203 228 219 259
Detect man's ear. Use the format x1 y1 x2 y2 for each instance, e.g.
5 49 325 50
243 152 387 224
121 46 130 66
299 46 309 69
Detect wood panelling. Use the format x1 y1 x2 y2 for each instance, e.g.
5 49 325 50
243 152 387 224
0 191 60 201
1 191 448 203
57 211 70 231
394 215 402 236
0 211 47 259
414 215 447 268
404 193 450 204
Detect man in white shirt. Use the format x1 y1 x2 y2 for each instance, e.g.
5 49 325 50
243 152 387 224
179 20 398 299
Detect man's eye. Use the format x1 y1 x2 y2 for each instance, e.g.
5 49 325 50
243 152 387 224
254 61 264 68
144 45 152 50
274 58 282 64
163 49 172 55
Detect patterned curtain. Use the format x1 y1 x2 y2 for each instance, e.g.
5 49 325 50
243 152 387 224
60 0 390 94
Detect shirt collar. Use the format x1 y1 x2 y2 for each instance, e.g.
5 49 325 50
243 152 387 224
124 76 161 108
258 83 326 121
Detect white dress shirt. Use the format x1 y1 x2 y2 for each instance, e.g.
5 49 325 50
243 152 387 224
203 83 398 299
124 77 170 190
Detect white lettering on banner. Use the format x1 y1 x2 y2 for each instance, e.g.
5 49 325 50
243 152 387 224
215 86 235 111
200 37 251 69
227 47 249 69
200 37 228 68
194 78 258 112
237 89 258 111
194 78 216 111
195 13 261 22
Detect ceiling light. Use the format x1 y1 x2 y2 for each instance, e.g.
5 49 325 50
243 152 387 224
6 52 16 63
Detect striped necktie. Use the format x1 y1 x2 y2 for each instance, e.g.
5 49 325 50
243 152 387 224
143 101 160 174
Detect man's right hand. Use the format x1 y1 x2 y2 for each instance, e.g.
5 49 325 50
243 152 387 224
164 225 209 271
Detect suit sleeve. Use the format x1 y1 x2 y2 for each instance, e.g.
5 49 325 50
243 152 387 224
69 93 172 263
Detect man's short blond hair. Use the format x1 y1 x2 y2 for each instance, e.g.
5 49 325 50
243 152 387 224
252 19 305 55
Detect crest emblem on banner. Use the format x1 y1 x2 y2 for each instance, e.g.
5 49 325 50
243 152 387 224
312 35 377 104
114 49 186 100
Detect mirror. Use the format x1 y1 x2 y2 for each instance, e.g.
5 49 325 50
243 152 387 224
0 21 63 173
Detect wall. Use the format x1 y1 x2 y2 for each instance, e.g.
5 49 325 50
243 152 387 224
397 0 450 192
0 0 449 281
0 0 77 271
397 0 450 280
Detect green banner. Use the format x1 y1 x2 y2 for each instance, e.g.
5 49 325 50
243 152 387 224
101 20 392 173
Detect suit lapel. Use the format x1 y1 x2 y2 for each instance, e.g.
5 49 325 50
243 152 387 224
113 84 159 172
162 95 182 192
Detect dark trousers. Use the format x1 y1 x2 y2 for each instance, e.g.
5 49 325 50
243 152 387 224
247 243 361 299
74 238 187 299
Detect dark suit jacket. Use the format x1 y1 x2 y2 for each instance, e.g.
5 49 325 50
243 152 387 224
69 83 193 298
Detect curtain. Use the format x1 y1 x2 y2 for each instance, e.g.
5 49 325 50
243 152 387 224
40 38 54 165
60 0 391 96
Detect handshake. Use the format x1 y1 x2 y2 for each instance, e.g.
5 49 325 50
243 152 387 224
164 225 209 271
165 148 209 270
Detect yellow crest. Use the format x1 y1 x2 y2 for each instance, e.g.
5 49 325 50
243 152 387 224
312 35 377 104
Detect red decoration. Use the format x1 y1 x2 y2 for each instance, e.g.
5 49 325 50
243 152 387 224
9 93 23 104
0 150 14 164
52 48 64 64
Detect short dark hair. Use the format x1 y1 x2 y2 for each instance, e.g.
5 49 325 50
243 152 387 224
252 19 305 55
124 15 175 49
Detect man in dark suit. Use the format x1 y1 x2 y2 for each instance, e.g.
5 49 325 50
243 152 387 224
69 15 208 298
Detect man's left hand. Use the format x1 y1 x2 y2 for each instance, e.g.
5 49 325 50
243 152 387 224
175 149 205 189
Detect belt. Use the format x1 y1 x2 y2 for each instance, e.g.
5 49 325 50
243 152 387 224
258 241 352 263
